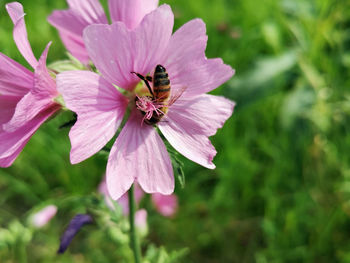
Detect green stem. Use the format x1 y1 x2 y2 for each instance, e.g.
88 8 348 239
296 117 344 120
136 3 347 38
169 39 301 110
15 241 27 263
128 184 142 263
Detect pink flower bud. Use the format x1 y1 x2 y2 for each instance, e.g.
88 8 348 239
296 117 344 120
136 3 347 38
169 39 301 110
152 193 178 217
32 205 57 228
135 209 148 234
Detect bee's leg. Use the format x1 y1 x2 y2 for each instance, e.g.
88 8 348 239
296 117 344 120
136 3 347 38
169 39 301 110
131 71 154 97
131 72 152 83
131 72 146 81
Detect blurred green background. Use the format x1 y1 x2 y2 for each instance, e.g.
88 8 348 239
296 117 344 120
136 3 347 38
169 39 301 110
1 0 350 262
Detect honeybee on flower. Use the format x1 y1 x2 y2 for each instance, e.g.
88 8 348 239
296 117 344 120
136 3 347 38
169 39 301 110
132 64 187 125
57 4 235 200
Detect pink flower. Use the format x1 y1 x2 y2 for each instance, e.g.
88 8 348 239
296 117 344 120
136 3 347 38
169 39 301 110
31 205 58 228
152 193 178 217
0 2 61 167
48 0 159 64
57 5 235 200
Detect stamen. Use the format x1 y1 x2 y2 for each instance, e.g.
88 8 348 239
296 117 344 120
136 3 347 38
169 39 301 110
135 96 167 125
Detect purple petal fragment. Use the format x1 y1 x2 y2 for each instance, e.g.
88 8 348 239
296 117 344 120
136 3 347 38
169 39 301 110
57 214 93 254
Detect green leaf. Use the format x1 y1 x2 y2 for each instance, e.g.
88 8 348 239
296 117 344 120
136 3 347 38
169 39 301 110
167 248 190 263
144 245 189 263
168 148 186 189
161 135 186 189
48 56 85 73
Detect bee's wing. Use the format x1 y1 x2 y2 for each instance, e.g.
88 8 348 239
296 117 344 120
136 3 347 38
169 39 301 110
167 86 188 107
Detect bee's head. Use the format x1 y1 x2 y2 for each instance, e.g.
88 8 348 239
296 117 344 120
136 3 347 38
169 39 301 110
155 64 166 73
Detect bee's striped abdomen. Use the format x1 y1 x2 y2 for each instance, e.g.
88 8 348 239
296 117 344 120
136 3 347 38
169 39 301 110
153 64 170 103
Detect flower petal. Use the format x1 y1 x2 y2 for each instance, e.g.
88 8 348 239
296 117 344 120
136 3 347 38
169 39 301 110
2 92 53 132
66 0 108 25
33 42 57 97
0 104 60 167
0 52 33 97
0 147 24 168
58 31 89 63
160 18 208 78
3 42 57 133
107 110 174 200
6 2 38 69
158 18 234 97
57 71 128 164
48 0 107 35
48 0 108 63
159 121 216 169
108 0 159 30
158 95 234 169
171 94 235 136
170 58 235 97
83 4 174 90
0 96 19 125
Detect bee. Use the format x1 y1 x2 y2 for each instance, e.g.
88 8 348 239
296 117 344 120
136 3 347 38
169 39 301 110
132 64 185 125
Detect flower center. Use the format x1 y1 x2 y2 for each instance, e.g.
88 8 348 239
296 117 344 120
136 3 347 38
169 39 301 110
132 65 172 125
135 95 165 123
